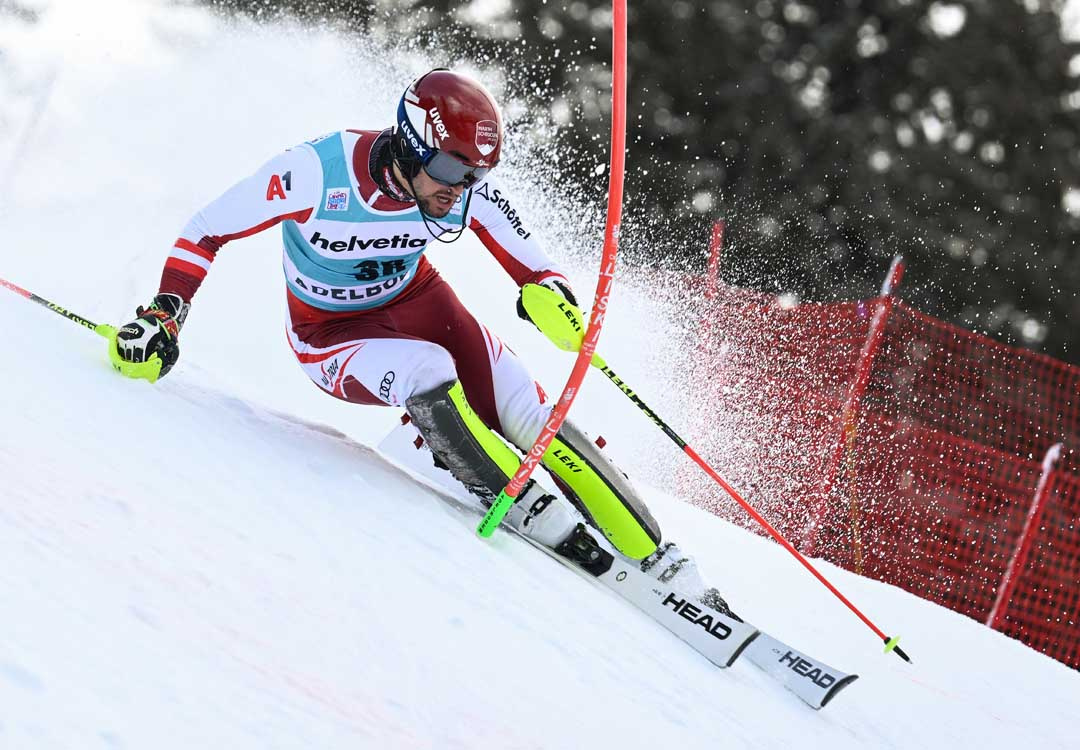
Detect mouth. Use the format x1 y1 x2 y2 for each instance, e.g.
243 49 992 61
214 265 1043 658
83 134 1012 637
433 192 455 209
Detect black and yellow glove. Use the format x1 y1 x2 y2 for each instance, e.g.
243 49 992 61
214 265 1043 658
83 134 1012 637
109 293 189 382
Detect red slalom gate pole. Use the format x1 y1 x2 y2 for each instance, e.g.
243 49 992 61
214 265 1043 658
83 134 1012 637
477 0 627 536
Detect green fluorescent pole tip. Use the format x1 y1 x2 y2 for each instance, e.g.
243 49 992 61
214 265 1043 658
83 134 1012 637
477 489 514 538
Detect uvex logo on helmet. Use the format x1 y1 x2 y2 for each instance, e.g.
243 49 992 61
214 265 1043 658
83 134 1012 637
429 107 450 142
397 111 428 158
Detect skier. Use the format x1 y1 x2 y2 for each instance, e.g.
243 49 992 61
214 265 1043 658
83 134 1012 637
110 68 734 614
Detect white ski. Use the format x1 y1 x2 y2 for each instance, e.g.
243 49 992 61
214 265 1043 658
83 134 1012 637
526 531 759 668
743 633 858 709
376 417 858 709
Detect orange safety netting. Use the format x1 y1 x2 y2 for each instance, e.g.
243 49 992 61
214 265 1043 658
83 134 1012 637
686 285 1080 668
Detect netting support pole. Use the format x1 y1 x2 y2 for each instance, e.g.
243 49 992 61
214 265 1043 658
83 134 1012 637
695 220 726 354
704 220 725 302
802 255 906 556
986 442 1064 630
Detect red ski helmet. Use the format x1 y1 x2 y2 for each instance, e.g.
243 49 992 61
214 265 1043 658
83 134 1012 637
394 69 503 188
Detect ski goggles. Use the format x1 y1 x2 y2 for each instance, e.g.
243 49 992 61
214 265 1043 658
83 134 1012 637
422 150 492 188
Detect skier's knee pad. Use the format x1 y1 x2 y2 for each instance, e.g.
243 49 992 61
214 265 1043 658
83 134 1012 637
542 421 661 560
406 379 579 547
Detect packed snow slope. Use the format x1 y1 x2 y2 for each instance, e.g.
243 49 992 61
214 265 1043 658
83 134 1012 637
2 2 1078 748
4 281 1080 750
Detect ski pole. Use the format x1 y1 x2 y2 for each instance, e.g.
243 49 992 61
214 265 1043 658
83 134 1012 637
519 283 912 663
0 276 162 382
0 276 116 338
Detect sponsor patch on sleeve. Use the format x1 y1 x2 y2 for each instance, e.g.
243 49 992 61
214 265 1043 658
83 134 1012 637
325 188 350 212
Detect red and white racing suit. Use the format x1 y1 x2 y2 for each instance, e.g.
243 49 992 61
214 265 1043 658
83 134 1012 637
158 128 566 450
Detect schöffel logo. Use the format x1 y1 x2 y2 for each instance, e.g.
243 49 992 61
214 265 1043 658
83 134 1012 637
474 182 531 239
325 188 349 212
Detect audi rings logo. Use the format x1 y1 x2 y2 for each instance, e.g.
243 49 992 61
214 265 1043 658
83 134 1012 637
379 371 396 402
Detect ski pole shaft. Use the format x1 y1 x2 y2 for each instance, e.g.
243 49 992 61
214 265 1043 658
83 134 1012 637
2 277 166 384
513 283 910 661
594 360 687 449
0 276 115 338
595 358 911 663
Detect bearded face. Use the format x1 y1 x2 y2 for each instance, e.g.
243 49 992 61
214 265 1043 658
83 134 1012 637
411 169 465 219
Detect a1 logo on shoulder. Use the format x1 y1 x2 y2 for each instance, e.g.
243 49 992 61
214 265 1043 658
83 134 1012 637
266 171 292 201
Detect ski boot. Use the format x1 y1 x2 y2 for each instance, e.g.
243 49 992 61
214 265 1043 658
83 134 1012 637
640 541 742 622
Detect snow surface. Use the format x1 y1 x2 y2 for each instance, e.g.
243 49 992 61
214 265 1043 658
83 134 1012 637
1 2 1078 748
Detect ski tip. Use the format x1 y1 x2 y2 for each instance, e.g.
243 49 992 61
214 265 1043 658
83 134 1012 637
819 673 859 709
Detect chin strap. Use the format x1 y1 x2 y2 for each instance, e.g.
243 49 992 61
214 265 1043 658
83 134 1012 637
403 169 473 245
